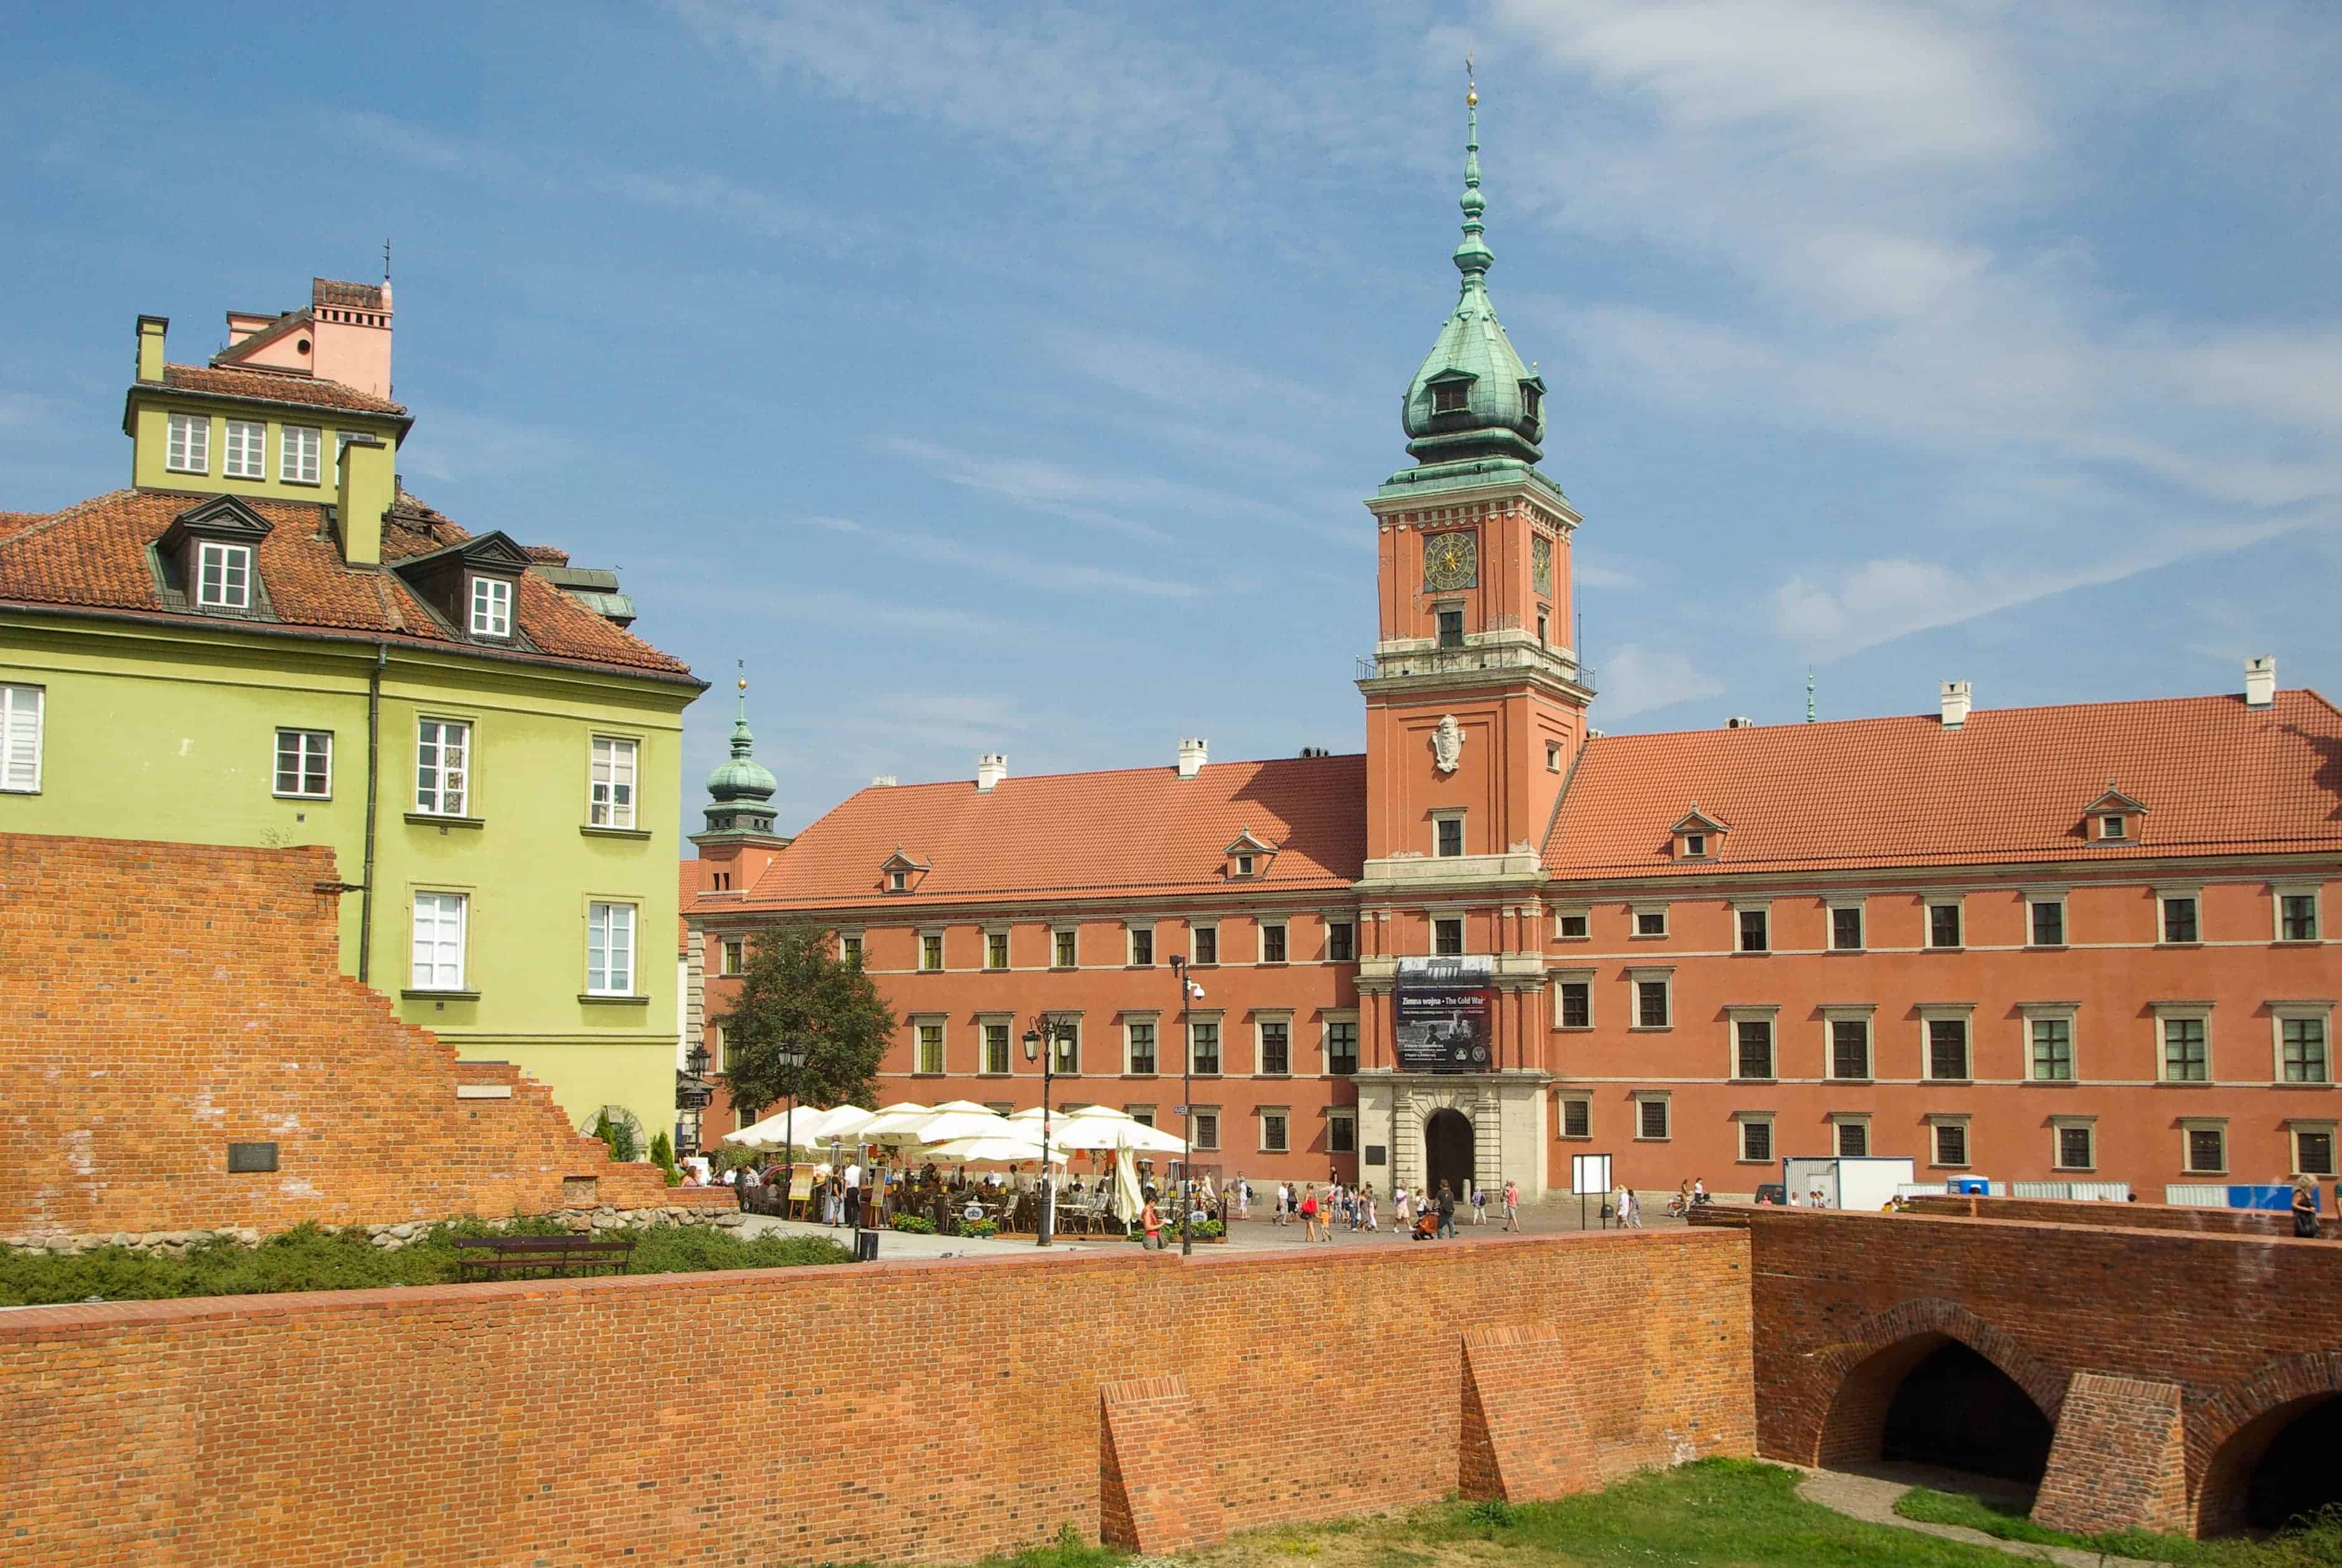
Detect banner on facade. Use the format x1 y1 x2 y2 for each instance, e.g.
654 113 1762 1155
1393 955 1495 1074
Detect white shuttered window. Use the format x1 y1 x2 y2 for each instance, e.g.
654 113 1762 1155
587 902 636 995
166 413 208 473
1 684 42 792
589 736 637 828
223 420 266 479
282 425 321 484
411 892 467 990
415 719 470 815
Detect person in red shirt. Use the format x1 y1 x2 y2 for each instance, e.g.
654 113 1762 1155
1299 1184 1321 1242
1140 1196 1163 1250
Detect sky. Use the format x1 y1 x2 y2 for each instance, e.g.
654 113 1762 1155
4 2 2338 841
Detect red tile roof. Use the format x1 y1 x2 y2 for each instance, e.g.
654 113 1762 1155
1543 691 2342 879
0 488 695 682
159 363 407 417
741 754 1367 909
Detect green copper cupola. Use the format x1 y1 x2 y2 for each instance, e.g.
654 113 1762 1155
702 673 779 838
1401 78 1547 467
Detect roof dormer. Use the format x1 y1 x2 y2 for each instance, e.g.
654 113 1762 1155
390 530 533 645
153 495 274 618
1223 827 1278 881
1669 807 1730 862
879 847 932 895
2083 786 2147 845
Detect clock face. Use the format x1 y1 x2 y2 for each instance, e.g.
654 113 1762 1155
1423 530 1478 590
1531 532 1553 596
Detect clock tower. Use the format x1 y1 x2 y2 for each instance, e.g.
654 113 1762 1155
1351 79 1591 1201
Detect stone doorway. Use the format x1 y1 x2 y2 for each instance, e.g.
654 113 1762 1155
1424 1107 1475 1204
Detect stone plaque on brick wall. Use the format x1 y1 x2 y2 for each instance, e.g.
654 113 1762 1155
226 1142 279 1173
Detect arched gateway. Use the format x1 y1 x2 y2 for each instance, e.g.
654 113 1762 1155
1425 1107 1475 1203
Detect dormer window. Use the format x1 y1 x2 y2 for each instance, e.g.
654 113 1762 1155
1223 828 1276 881
879 847 931 895
1431 381 1470 414
889 870 907 893
1670 807 1730 862
2101 815 2126 840
1236 854 1255 877
1683 833 1706 858
469 575 513 638
2083 786 2146 844
196 542 252 609
1520 382 1543 422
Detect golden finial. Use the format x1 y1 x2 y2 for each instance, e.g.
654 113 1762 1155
1467 53 1477 107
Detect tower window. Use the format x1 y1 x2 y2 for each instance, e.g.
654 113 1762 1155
1436 609 1464 648
1520 382 1542 421
1435 816 1464 858
1431 381 1469 414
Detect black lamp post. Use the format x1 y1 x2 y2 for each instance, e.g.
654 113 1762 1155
1170 955 1201 1256
778 1037 807 1219
677 1044 713 1158
1021 1019 1066 1247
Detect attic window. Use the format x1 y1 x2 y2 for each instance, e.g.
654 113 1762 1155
1235 854 1255 877
196 542 253 610
2101 814 2127 840
468 576 513 638
1431 381 1470 415
1682 833 1706 859
889 870 907 893
1520 382 1543 421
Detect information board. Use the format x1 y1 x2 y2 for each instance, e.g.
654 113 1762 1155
1394 955 1495 1073
1570 1152 1612 1196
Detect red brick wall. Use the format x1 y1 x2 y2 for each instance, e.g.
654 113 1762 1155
1745 1206 2342 1533
0 1230 1753 1567
0 834 667 1241
1902 1194 2294 1238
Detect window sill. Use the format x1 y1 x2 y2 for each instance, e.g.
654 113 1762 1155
1732 1077 1778 1086
2186 1170 2229 1178
1734 1157 1772 1166
401 989 479 1002
2275 938 2322 946
1126 963 1156 969
2277 1080 2336 1090
1927 1165 1973 1172
2155 1078 2211 1087
2158 941 2204 950
274 792 333 802
282 477 321 488
2051 1168 2098 1175
1925 945 1964 953
1632 1136 1672 1143
1629 1025 1673 1033
1554 1025 1593 1034
1556 1134 1593 1143
1926 1078 1975 1087
1827 947 1866 956
1629 933 1669 941
1258 961 1289 969
2028 944 2069 953
577 993 650 1006
405 812 484 830
580 825 652 841
2023 1078 2080 1087
1829 1077 1875 1086
1734 950 1770 957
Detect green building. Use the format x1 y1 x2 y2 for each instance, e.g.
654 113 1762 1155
0 276 703 1141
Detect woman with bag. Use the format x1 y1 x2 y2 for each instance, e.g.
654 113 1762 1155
1141 1195 1164 1249
2293 1177 2321 1239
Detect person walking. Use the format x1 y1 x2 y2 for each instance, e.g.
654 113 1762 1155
1435 1181 1458 1239
1394 1184 1412 1236
841 1158 864 1231
1362 1185 1378 1232
1299 1183 1321 1242
1141 1194 1164 1250
1503 1179 1521 1233
2293 1176 2321 1239
1616 1183 1641 1229
1471 1184 1488 1225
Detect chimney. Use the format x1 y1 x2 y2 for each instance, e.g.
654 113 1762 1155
975 753 1008 792
870 775 897 787
1939 680 1972 730
1725 716 1754 729
135 315 167 383
1177 738 1208 779
2245 655 2277 709
335 434 393 567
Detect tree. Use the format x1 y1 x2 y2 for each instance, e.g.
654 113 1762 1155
716 923 895 1118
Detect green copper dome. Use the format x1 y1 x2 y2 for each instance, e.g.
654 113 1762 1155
1402 85 1546 466
701 675 780 839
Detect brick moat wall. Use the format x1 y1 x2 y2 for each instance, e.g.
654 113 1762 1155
0 833 668 1243
0 1229 1753 1568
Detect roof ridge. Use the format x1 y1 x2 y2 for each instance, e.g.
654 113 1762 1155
1588 687 2276 746
839 750 1367 796
0 488 135 552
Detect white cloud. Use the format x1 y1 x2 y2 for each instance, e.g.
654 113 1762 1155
1595 642 1725 720
807 513 1201 601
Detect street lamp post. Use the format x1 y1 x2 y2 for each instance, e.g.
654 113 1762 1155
1170 955 1202 1256
778 1037 807 1219
677 1044 713 1159
1021 1019 1065 1247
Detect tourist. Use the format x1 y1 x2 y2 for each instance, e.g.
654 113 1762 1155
1692 1177 1709 1206
1362 1185 1378 1231
1435 1181 1457 1239
1394 1184 1412 1235
1471 1184 1488 1224
842 1157 864 1230
1503 1179 1520 1232
1299 1183 1320 1241
1141 1193 1164 1250
1616 1184 1641 1229
2293 1176 2321 1239
825 1170 844 1226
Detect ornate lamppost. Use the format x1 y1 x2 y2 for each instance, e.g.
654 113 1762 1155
1169 955 1205 1255
677 1043 715 1159
1021 1017 1070 1246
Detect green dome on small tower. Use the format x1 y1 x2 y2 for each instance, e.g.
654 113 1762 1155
702 672 778 838
1402 77 1547 466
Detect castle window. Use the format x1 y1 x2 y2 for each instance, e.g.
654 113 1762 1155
1328 921 1354 962
1437 608 1464 648
1431 380 1469 414
1236 854 1255 876
1435 814 1465 858
469 575 513 638
889 870 907 893
196 541 253 610
0 684 41 794
1434 918 1464 956
1520 382 1542 421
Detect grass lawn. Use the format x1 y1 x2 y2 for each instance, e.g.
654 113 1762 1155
1896 1485 2342 1568
884 1461 2342 1568
0 1218 847 1305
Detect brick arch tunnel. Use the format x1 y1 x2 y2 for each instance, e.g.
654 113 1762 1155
2194 1367 2342 1536
1818 1329 2057 1484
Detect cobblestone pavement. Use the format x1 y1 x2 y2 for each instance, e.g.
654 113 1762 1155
1793 1463 2166 1568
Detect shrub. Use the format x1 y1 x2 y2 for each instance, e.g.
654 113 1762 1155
648 1130 682 1188
1460 1499 1518 1529
890 1214 937 1234
954 1217 998 1239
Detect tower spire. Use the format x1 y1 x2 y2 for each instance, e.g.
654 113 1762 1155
1455 60 1492 286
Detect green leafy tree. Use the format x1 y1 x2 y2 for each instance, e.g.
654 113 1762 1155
716 923 895 1119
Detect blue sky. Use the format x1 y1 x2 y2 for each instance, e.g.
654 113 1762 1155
5 3 2338 839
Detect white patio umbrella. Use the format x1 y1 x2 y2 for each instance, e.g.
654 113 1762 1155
801 1104 872 1143
855 1102 936 1146
925 1135 1068 1165
722 1108 824 1152
906 1107 1018 1147
1113 1147 1144 1219
925 1099 1000 1116
1052 1114 1187 1155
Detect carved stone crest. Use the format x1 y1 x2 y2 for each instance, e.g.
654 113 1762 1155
1531 532 1553 597
1432 714 1463 774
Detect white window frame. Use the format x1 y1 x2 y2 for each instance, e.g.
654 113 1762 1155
2273 1004 2334 1086
1127 923 1155 967
1328 1107 1357 1155
1123 1016 1160 1076
979 1018 1013 1076
589 734 638 829
195 540 253 610
2156 1004 2214 1083
1630 968 1673 1031
2021 1003 2079 1082
1433 916 1465 956
1189 921 1218 965
2275 885 2322 943
1824 1007 1875 1082
2025 890 2070 949
2288 1121 2338 1179
468 575 514 638
1553 905 1590 941
838 931 864 966
913 1017 947 1075
1632 1092 1672 1142
719 938 745 976
1323 1013 1360 1075
1728 1006 1778 1080
410 890 468 991
166 411 208 473
413 718 471 816
1828 899 1865 952
2157 886 2203 945
586 900 637 996
983 927 1011 971
1832 1113 1872 1158
710 1022 727 1074
1190 1107 1221 1152
1680 831 1708 860
1051 926 1078 969
223 418 266 479
2050 1116 2096 1173
1553 968 1594 1031
1558 1097 1592 1140
1187 1017 1222 1076
2099 812 2128 841
918 929 945 972
1258 1105 1290 1154
272 728 332 799
1735 1112 1775 1165
1255 1014 1293 1077
1259 920 1288 964
2181 1118 2229 1176
1545 739 1563 772
281 424 322 486
1925 897 1964 949
1920 1005 1975 1082
1325 918 1355 962
0 683 43 793
1734 901 1770 954
1431 809 1467 859
1928 1115 1972 1170
1632 903 1669 939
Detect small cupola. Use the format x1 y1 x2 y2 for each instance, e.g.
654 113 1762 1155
1669 807 1729 861
1223 827 1278 881
390 530 532 645
154 495 274 617
2082 785 2146 845
879 847 932 895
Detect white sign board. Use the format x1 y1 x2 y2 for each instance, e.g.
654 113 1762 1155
1571 1153 1612 1197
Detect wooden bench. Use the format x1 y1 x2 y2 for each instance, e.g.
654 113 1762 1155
451 1233 636 1282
